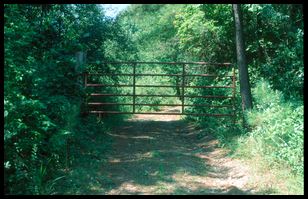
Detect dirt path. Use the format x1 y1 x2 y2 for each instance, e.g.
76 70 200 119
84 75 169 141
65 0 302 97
97 108 256 195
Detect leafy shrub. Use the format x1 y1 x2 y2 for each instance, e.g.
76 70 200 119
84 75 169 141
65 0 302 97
244 80 303 176
4 4 124 194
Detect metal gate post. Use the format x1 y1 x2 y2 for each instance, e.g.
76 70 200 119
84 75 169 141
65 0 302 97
133 63 136 113
232 66 236 125
84 72 88 88
84 72 89 116
182 64 185 114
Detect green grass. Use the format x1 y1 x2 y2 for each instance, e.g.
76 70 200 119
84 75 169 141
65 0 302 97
224 80 303 195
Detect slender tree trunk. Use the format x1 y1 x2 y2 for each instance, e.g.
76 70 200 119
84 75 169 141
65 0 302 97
232 4 253 110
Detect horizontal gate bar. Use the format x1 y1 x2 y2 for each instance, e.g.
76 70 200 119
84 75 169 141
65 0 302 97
184 85 234 88
90 93 233 98
89 111 234 117
87 61 232 66
86 84 234 88
87 84 133 87
87 102 233 108
186 74 233 77
87 73 233 77
186 95 233 98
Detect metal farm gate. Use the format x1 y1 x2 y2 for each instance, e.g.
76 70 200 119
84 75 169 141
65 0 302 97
83 61 236 120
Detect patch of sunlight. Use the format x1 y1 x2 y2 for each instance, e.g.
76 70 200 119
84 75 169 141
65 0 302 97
131 135 155 139
140 151 155 158
133 151 156 160
155 181 176 194
129 112 182 121
108 151 157 163
107 133 129 139
171 172 209 189
109 182 158 194
89 185 104 193
171 176 206 192
109 158 121 163
107 133 155 140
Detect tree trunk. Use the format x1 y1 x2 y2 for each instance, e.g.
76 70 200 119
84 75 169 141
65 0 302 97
232 4 253 110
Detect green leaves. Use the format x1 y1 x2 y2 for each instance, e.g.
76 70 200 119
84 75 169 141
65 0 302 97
246 79 303 176
4 3 125 194
243 4 303 99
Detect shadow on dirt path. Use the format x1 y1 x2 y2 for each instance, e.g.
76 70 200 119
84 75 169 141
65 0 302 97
91 111 257 195
56 108 279 195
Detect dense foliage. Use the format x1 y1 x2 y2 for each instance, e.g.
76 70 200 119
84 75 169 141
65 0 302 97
244 80 303 175
119 4 303 99
4 4 131 194
4 4 303 194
